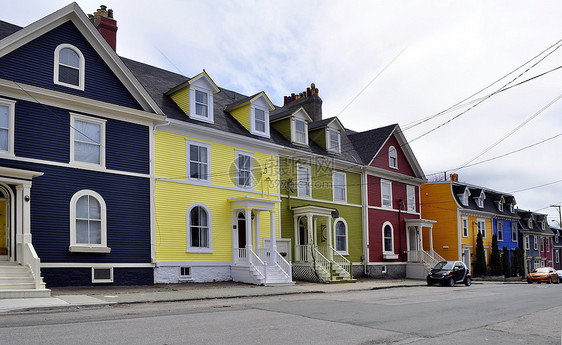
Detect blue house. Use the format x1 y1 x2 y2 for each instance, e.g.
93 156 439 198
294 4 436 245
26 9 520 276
490 194 519 274
0 3 164 294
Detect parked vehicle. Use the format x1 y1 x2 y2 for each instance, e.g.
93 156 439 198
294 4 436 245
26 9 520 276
427 261 471 287
526 267 560 284
557 270 562 283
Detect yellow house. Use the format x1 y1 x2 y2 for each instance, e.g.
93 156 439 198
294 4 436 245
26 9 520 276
421 176 495 274
148 70 293 285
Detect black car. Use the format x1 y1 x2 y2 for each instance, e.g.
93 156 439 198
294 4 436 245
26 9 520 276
427 261 471 287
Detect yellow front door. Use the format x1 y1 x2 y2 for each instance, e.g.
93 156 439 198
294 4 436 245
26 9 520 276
0 199 6 256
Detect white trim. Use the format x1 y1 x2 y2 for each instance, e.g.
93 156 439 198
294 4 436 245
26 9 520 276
53 43 85 91
291 117 308 145
367 205 419 214
0 154 150 178
91 267 113 283
388 145 398 169
70 113 106 168
250 105 270 138
296 163 312 198
332 171 347 202
497 221 503 241
155 261 232 267
382 221 395 255
235 149 254 190
477 218 486 238
41 262 154 268
157 177 281 197
333 217 348 254
406 185 415 212
462 216 469 237
281 194 361 208
381 179 392 208
69 189 110 252
0 98 15 157
524 235 530 250
186 202 213 253
326 128 341 154
189 85 214 123
0 79 163 124
186 139 211 184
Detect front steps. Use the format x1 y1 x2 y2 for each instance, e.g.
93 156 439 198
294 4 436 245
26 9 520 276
0 261 50 299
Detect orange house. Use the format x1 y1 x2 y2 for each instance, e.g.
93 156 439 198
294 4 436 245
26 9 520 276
421 176 512 273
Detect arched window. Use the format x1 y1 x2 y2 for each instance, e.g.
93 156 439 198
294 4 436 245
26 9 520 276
382 222 394 254
54 44 85 90
69 190 109 253
388 146 397 168
187 203 212 253
334 218 348 254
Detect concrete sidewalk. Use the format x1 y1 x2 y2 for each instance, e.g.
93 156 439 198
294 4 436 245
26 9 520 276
0 279 427 313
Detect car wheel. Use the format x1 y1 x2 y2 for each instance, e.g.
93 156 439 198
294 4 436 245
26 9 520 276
426 278 434 286
527 281 533 284
547 277 552 284
446 277 454 287
464 276 471 286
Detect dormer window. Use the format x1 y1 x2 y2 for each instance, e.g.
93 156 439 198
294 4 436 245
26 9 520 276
292 118 308 145
498 201 503 212
510 204 514 213
458 189 470 206
474 191 485 208
327 129 340 153
541 220 546 230
54 44 84 90
195 90 209 118
250 106 270 137
389 146 397 168
528 218 533 229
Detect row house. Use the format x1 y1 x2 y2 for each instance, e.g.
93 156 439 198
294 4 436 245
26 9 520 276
552 222 561 270
0 4 165 296
421 175 519 274
517 210 554 275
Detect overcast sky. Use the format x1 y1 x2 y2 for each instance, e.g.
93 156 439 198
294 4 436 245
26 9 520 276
4 1 562 221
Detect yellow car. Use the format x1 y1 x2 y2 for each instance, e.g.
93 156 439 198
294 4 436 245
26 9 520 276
527 267 560 284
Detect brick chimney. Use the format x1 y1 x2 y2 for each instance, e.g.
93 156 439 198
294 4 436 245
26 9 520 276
283 83 323 122
89 5 117 51
450 173 458 182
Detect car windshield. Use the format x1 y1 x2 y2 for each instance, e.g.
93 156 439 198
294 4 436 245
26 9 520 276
532 268 549 273
433 261 454 270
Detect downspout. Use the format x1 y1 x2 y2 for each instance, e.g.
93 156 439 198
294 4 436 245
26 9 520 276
151 120 169 267
361 167 369 276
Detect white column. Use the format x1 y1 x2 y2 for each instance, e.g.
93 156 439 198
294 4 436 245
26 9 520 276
429 226 434 253
245 209 252 252
307 213 313 261
326 215 333 260
255 211 260 252
22 183 31 244
269 211 276 264
15 185 23 264
294 215 299 261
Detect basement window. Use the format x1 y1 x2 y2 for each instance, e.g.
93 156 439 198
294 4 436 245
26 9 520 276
91 267 113 283
179 266 192 281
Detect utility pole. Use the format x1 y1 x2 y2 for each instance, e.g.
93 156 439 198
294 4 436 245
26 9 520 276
550 205 561 268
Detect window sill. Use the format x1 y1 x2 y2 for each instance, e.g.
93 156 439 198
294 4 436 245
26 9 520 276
383 253 399 260
336 251 349 256
186 248 213 254
189 115 214 124
69 246 111 253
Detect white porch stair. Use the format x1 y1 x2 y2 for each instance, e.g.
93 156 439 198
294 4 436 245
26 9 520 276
406 250 446 280
0 261 50 298
233 248 295 286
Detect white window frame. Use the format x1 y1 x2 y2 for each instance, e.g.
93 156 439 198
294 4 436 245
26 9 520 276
296 163 312 198
459 190 470 206
477 219 486 238
250 105 270 137
462 216 468 237
189 86 214 123
0 98 15 156
497 221 503 241
333 218 348 255
69 189 110 253
511 223 517 242
91 267 113 283
291 118 308 145
528 218 533 229
556 250 560 264
235 150 254 190
540 236 544 252
382 221 396 257
54 44 85 90
186 140 211 184
186 202 213 253
510 204 514 213
533 236 538 251
381 180 392 208
332 171 347 202
546 237 550 252
406 185 416 212
70 113 106 168
326 129 341 153
524 236 530 250
498 201 503 212
388 146 398 169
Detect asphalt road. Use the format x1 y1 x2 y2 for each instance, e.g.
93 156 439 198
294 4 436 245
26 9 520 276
1 282 561 344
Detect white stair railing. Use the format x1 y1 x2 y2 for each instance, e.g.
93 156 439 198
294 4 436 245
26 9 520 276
257 248 292 281
275 250 292 279
330 247 352 278
311 246 331 279
295 244 310 262
248 249 266 281
23 242 41 289
234 248 248 265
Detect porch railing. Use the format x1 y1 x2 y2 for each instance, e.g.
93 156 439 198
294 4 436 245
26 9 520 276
317 245 352 279
23 242 41 289
407 249 445 268
248 249 266 281
234 248 248 265
295 244 310 262
256 248 292 280
311 246 331 278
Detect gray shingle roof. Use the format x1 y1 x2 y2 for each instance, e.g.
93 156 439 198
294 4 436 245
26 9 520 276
0 20 21 39
347 124 397 165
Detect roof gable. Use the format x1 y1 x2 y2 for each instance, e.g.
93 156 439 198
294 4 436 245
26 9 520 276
0 2 162 114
